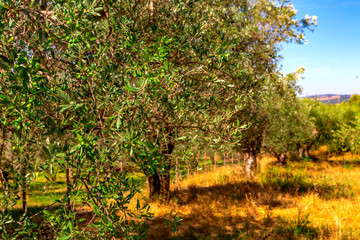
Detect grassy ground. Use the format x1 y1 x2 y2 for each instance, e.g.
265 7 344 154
14 151 360 239
15 172 146 209
138 154 360 239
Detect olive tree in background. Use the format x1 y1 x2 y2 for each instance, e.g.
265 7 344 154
299 97 357 158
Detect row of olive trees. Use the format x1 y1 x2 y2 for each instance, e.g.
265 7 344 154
233 66 315 173
261 89 360 168
262 67 314 165
0 0 315 238
163 77 360 178
315 95 360 154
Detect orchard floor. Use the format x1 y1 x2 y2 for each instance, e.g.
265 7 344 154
14 152 360 239
137 154 360 240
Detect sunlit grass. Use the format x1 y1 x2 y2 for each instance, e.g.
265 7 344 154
15 150 360 239
13 172 146 209
140 154 360 239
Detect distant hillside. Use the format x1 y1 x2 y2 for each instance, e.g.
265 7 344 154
304 94 353 104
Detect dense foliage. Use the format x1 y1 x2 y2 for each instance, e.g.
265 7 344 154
0 0 321 238
263 94 360 164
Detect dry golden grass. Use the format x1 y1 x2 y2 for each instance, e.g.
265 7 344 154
132 153 360 240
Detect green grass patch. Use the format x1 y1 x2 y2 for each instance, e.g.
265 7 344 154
11 171 147 209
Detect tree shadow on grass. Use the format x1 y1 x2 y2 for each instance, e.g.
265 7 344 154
170 172 352 210
171 181 287 208
146 176 333 239
146 213 250 240
146 205 321 240
260 168 355 200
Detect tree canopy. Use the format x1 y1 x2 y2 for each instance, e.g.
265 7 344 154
0 0 317 238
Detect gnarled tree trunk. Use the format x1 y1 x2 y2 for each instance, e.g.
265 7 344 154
245 151 257 178
147 140 174 202
298 146 304 159
276 153 287 166
148 170 171 202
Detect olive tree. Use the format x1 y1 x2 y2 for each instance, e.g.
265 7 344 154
0 0 317 237
262 67 314 165
299 97 357 157
95 0 317 197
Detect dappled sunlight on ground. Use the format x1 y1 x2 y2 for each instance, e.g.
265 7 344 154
139 155 360 239
14 151 360 239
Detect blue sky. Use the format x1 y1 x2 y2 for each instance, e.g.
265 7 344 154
280 0 360 96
